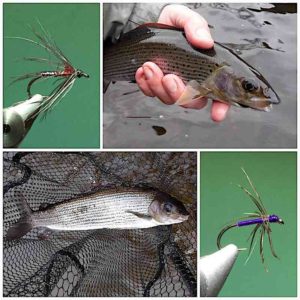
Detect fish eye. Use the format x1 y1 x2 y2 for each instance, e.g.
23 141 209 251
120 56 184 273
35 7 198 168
242 79 258 92
164 202 174 213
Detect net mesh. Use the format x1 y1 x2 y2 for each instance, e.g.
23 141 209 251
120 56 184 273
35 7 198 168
3 152 197 297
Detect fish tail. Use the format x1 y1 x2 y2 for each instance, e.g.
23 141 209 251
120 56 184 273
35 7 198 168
5 192 34 241
6 215 33 241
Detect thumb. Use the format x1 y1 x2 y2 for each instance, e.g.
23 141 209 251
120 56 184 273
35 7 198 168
184 19 214 49
158 5 214 49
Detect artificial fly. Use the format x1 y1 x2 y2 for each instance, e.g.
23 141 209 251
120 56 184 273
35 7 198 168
217 168 284 270
8 21 89 117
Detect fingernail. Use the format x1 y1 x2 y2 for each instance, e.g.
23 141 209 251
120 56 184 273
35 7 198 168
165 78 178 93
196 28 213 42
143 67 153 80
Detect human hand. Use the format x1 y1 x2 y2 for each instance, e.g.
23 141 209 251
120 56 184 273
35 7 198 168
135 4 230 122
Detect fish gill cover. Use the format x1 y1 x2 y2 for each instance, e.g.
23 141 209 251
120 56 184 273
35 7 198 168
3 152 197 297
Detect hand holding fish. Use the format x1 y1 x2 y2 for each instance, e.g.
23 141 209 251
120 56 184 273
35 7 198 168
104 5 280 116
135 5 230 122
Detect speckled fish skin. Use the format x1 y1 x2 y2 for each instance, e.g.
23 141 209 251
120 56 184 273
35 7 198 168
30 188 189 231
104 24 217 83
104 24 280 111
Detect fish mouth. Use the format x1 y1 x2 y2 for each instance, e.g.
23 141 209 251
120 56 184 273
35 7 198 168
249 87 280 111
177 214 189 222
264 87 281 104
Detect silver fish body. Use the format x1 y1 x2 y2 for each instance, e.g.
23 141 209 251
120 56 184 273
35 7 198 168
6 188 189 240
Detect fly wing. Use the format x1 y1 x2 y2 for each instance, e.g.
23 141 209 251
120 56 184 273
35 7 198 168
238 183 267 215
34 20 73 66
247 223 261 242
30 25 73 67
260 225 266 267
244 223 261 265
241 168 267 215
38 73 77 117
7 22 74 69
264 223 279 259
9 72 42 85
51 77 67 87
21 56 64 69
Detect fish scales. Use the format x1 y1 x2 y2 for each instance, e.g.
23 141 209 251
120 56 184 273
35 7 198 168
105 31 219 84
33 189 156 230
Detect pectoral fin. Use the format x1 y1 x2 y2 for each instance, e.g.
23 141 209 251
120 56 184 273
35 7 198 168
126 210 152 220
37 228 54 240
176 80 211 106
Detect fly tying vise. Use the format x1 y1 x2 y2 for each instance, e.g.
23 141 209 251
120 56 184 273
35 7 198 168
217 168 284 268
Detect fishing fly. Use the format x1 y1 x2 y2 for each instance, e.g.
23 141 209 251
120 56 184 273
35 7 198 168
217 168 284 269
8 21 89 117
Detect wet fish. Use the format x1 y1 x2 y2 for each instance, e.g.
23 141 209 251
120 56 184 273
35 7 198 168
6 188 189 240
104 23 280 111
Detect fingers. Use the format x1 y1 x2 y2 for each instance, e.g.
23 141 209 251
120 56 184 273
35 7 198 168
177 98 230 122
135 67 154 97
136 62 185 105
211 101 230 122
185 18 214 49
135 5 230 122
162 74 185 101
158 4 214 49
136 63 230 122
